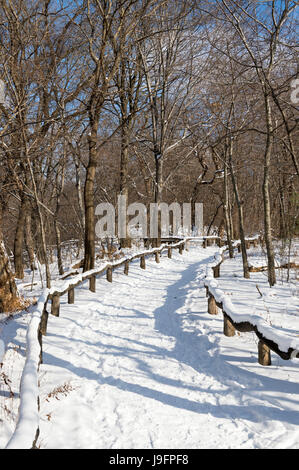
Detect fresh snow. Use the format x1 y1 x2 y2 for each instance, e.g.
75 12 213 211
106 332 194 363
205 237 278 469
1 243 299 449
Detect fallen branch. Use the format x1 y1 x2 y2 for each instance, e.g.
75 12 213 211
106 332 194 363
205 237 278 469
249 263 299 272
256 284 263 298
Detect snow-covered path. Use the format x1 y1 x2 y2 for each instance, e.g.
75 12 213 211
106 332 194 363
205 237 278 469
37 246 299 449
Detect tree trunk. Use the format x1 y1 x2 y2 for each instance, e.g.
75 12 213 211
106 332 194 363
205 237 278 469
54 161 65 276
223 156 234 258
38 211 51 289
153 153 163 247
24 209 36 271
83 129 98 272
228 137 250 278
13 198 26 279
54 221 64 276
263 93 276 286
73 152 85 236
228 199 234 240
119 123 131 249
0 207 18 313
27 158 51 288
234 190 250 279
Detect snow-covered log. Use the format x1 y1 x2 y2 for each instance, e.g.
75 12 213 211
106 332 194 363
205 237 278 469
5 291 49 449
204 252 299 362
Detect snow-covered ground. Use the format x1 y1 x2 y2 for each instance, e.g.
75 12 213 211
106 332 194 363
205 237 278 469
1 242 299 449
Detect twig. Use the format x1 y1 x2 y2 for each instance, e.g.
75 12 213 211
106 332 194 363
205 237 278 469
256 284 263 297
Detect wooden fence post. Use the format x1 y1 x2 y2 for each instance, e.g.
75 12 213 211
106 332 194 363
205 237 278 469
124 260 129 275
258 340 271 366
213 264 220 278
68 287 75 304
203 239 207 248
155 252 160 263
51 295 60 317
38 323 43 366
168 247 172 259
208 294 218 315
107 266 113 282
179 244 184 254
223 313 235 337
140 255 146 269
40 306 49 335
89 275 96 292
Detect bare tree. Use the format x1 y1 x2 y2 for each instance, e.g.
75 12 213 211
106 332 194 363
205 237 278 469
137 1 201 244
81 0 157 270
208 0 298 285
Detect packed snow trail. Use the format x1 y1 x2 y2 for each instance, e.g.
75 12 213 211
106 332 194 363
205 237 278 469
37 246 299 449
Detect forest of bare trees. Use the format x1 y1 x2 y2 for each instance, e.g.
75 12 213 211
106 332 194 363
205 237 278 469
0 0 298 311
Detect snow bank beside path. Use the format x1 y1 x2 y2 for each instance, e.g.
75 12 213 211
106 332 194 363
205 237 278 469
5 291 49 449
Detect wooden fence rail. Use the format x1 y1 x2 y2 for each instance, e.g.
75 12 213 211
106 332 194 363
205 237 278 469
204 242 299 366
42 239 189 339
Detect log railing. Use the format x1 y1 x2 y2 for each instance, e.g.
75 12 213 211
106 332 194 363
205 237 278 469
204 242 299 367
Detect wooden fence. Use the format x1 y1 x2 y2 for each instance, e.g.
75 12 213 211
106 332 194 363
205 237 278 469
204 240 299 366
39 238 192 356
6 236 198 448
